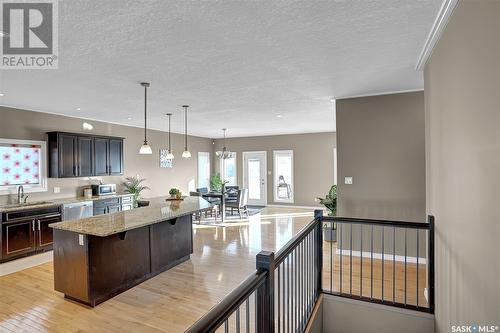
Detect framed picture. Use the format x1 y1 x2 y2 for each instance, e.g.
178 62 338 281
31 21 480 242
159 149 173 168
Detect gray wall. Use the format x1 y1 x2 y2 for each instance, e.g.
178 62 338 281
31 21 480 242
424 1 500 332
0 106 213 205
322 294 434 333
213 132 336 207
336 92 426 222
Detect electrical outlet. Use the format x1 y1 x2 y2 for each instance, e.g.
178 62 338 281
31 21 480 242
344 177 353 185
53 186 61 193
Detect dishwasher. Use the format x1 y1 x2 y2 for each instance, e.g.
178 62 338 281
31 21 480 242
62 201 93 221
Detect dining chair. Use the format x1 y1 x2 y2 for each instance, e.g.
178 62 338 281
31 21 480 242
226 188 249 218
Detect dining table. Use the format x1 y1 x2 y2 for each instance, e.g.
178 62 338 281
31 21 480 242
201 191 227 223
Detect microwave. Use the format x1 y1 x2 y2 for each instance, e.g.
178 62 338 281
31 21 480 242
91 184 117 196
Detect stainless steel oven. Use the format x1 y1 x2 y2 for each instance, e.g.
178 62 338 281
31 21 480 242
91 184 117 196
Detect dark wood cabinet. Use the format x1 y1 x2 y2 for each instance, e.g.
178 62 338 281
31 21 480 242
36 214 60 250
1 206 61 262
2 218 35 258
93 197 122 216
77 136 94 177
93 137 109 176
58 134 78 177
109 139 123 175
48 132 124 178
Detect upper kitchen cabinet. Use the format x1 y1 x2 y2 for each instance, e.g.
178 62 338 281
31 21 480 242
47 132 124 178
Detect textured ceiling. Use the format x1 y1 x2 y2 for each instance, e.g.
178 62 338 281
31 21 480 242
0 0 442 138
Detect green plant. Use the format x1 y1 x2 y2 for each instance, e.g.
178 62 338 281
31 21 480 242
122 176 150 204
210 173 228 192
169 188 179 196
317 185 337 216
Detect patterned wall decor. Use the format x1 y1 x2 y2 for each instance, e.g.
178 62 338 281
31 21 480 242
159 149 173 168
0 144 42 186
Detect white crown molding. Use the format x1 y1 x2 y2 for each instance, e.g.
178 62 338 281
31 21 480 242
415 0 460 71
336 88 424 100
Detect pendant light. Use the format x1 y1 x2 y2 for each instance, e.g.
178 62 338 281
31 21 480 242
165 113 174 159
181 105 191 158
216 128 232 159
139 82 152 154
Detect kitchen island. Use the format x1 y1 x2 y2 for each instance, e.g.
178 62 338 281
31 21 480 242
49 196 211 307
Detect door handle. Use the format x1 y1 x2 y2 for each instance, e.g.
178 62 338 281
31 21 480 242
37 220 41 231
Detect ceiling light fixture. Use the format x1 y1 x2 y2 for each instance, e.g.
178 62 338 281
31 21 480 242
139 82 152 155
0 93 4 97
276 114 283 118
127 117 132 120
76 107 81 111
216 128 232 160
181 105 191 158
82 122 93 130
165 113 174 159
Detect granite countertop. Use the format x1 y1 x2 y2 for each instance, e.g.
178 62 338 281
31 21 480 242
0 193 135 213
49 196 212 237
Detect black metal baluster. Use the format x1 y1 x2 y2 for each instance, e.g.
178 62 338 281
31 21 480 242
416 229 420 308
299 240 303 331
349 223 353 296
330 221 333 293
393 227 396 304
246 298 250 333
236 307 240 333
293 248 299 331
404 228 407 306
224 319 228 333
286 255 291 332
278 264 281 333
382 226 385 302
371 225 374 300
360 225 363 297
340 223 343 294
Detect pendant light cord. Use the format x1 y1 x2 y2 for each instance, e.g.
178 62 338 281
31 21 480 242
184 106 188 150
168 114 172 151
144 84 147 144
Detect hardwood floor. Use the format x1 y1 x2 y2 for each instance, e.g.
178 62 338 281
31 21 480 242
0 207 313 332
0 207 427 332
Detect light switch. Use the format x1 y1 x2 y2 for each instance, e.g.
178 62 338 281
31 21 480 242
344 177 353 185
53 186 61 193
78 234 85 246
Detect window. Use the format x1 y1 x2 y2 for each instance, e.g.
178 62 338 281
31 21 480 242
273 150 293 203
197 152 210 189
0 138 47 194
220 152 237 186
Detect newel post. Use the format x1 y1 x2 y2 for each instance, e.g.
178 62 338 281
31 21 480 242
256 251 275 333
314 209 323 298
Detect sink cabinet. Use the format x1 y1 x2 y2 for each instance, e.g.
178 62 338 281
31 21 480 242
0 206 61 262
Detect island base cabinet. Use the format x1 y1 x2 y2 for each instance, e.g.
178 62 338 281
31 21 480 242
53 215 193 307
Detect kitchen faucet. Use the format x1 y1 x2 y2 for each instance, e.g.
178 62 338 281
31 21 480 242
17 185 28 204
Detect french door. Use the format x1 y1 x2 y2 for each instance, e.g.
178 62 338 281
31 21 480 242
242 151 267 206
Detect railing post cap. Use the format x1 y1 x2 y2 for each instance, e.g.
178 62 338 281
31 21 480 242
314 209 323 219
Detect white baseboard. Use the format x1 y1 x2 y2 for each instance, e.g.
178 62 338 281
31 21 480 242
0 251 53 276
266 204 322 210
335 249 427 265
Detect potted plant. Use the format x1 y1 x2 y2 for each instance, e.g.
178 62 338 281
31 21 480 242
317 185 337 242
169 188 179 198
122 176 150 208
210 173 228 193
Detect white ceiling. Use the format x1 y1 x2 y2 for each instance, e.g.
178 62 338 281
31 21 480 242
0 0 442 138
